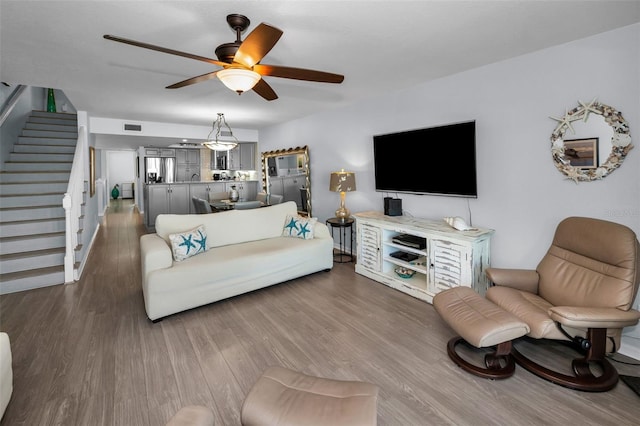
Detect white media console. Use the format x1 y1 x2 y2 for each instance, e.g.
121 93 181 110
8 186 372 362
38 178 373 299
353 211 494 304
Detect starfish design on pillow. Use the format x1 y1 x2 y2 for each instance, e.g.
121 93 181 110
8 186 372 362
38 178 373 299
284 217 299 234
179 234 197 254
194 229 207 252
297 222 312 238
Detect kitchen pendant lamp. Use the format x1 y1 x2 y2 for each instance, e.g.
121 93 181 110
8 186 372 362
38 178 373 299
202 113 238 151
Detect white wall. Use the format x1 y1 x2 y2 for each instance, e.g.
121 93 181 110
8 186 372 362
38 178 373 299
90 116 259 147
259 24 640 356
106 150 136 200
0 86 44 167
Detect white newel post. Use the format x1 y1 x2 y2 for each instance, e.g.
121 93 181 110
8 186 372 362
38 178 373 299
63 193 74 283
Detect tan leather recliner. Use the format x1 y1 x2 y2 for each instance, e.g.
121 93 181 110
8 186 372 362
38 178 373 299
486 216 640 392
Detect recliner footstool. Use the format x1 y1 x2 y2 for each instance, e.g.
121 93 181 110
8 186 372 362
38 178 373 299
433 286 530 379
241 366 379 426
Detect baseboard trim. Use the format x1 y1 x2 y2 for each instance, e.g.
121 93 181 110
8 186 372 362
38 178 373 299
618 336 640 361
74 223 101 281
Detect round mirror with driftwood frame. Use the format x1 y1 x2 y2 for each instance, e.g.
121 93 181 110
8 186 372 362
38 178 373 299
261 146 311 216
550 99 633 182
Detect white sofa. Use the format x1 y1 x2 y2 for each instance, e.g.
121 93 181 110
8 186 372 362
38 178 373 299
0 332 11 420
140 201 334 321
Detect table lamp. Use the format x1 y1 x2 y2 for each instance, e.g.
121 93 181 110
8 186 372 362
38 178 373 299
329 169 356 220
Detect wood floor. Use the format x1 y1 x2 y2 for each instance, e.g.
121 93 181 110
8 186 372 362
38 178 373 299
1 199 639 425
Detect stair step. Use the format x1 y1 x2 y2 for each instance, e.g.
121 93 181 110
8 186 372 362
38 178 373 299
0 217 66 238
0 247 65 274
0 193 65 208
30 111 77 121
0 171 70 183
24 122 77 133
17 136 77 146
13 144 76 154
21 129 78 139
0 204 64 222
0 265 65 294
9 152 74 162
0 181 68 195
28 115 78 126
2 162 72 172
0 231 66 255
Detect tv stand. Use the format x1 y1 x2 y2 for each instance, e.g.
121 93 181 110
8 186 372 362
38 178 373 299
353 212 494 304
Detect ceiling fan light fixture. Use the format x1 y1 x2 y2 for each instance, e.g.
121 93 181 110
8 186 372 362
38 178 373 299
217 68 261 94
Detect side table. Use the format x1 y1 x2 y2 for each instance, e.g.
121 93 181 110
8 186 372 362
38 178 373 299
325 217 354 263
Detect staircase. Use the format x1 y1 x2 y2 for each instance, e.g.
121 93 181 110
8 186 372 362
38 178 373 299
0 111 81 294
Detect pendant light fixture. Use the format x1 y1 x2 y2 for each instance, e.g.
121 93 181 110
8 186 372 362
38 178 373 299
201 113 239 151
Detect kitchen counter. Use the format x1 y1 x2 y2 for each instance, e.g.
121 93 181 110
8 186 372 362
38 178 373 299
144 180 261 227
146 179 259 185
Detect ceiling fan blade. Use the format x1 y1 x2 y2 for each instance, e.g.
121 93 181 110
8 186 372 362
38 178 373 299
233 23 283 68
252 79 278 101
103 34 227 67
166 71 221 89
253 64 344 83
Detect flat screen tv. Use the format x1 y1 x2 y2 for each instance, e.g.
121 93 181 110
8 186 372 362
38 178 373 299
373 120 477 198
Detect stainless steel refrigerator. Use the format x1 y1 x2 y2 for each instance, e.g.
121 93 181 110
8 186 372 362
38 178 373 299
145 157 176 184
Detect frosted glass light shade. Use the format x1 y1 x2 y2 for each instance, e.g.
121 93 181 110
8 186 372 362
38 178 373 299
202 141 237 151
217 68 261 93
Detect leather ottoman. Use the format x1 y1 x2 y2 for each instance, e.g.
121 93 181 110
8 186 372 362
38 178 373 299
433 286 530 379
241 366 378 426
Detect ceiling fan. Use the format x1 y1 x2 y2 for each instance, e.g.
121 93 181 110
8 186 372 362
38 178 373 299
103 13 344 101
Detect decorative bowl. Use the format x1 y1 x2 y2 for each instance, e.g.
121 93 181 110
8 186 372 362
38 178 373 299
394 267 416 279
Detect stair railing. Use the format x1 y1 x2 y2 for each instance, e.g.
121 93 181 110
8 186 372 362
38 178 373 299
63 125 86 283
0 84 27 127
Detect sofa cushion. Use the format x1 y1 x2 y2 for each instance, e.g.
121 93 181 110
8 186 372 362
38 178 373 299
156 201 299 248
169 225 208 261
282 214 317 240
0 332 12 420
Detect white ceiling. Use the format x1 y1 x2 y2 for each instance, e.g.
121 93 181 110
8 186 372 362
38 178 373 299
2 1 639 133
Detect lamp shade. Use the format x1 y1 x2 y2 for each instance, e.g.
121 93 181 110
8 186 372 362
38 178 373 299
330 170 356 220
329 170 356 192
217 68 261 93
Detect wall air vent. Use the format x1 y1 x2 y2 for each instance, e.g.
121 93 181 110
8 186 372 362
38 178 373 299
220 130 232 137
123 123 142 132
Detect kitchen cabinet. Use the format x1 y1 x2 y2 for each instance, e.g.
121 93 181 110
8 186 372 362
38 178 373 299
225 181 258 202
283 176 304 209
228 143 256 170
268 176 284 198
211 150 228 170
270 175 304 209
176 148 200 164
176 149 201 182
146 184 190 227
354 211 494 304
145 148 176 157
120 182 134 199
189 182 226 213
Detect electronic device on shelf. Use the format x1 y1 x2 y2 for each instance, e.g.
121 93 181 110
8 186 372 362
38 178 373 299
390 251 420 262
391 234 426 249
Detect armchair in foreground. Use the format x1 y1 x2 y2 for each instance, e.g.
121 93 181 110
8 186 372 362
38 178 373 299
486 216 640 392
